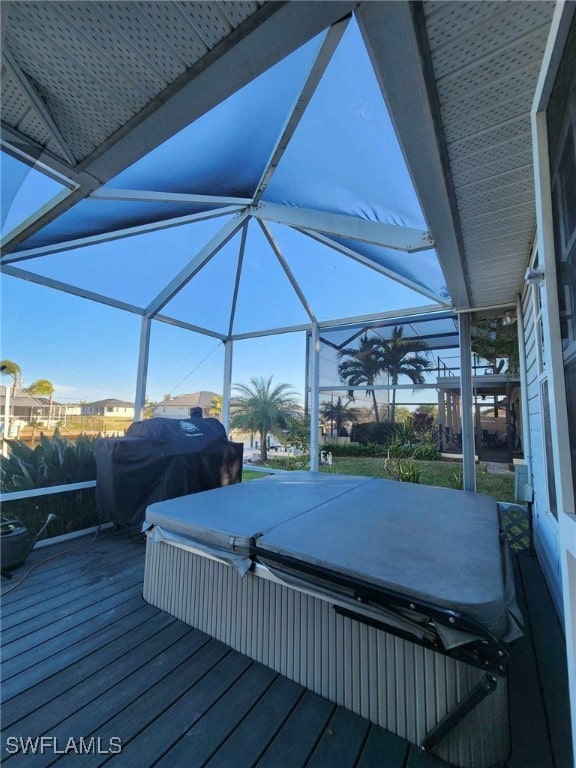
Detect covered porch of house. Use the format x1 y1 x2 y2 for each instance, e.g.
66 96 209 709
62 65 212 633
1 2 575 765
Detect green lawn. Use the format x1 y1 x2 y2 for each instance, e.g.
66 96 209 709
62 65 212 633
320 457 515 501
243 458 516 502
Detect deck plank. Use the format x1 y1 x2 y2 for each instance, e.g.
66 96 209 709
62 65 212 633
1 562 144 642
256 691 335 768
153 663 279 768
1 551 143 627
517 553 574 768
2 608 175 725
507 554 556 767
2 580 144 664
110 654 256 767
201 675 304 768
356 726 410 768
3 618 193 742
51 641 235 768
305 707 371 768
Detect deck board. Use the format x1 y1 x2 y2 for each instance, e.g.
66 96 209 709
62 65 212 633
1 528 571 768
516 554 574 768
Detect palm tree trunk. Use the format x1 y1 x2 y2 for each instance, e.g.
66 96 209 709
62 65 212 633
391 379 397 423
260 430 268 462
371 389 380 423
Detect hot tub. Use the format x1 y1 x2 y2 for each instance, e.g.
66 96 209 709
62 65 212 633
142 472 523 768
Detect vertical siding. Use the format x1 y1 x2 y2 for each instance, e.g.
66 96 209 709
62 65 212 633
144 539 509 768
522 287 563 615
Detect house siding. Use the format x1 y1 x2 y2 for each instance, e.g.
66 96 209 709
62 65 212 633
522 285 564 617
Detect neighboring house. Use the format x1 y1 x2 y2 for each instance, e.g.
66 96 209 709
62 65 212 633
0 386 65 424
153 391 220 420
80 399 135 418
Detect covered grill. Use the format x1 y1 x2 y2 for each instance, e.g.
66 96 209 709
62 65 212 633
95 417 243 529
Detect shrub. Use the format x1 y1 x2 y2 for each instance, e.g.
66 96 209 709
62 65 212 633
350 422 396 445
322 442 388 458
0 429 99 538
412 412 434 433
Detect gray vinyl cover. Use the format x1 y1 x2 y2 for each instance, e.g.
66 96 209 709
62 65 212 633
145 472 517 639
145 472 372 553
256 479 513 639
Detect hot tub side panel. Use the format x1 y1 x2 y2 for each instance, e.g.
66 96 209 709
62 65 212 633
143 538 509 768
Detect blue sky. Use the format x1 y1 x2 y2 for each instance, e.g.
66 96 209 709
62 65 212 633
1 18 445 407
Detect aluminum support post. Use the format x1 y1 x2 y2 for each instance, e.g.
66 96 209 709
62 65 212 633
459 313 476 491
222 340 233 435
309 324 320 472
134 317 151 422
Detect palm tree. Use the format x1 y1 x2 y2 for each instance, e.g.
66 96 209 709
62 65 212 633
375 326 431 424
210 394 223 419
337 335 383 423
230 376 300 462
27 378 55 426
1 360 22 394
320 396 359 436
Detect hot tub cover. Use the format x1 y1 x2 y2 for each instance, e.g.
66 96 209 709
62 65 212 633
144 472 522 643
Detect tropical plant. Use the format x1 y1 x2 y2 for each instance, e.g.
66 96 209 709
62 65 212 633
0 359 22 393
281 414 310 454
210 394 223 419
230 376 300 462
412 411 434 433
471 318 519 375
375 326 431 423
27 378 55 424
337 335 384 422
320 396 359 436
349 421 396 446
0 429 99 537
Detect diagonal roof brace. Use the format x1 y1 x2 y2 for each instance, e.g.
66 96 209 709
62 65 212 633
252 202 433 253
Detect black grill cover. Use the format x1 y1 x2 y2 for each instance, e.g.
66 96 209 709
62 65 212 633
95 417 243 528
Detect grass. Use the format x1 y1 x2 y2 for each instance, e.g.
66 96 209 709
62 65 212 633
318 457 515 502
243 457 516 501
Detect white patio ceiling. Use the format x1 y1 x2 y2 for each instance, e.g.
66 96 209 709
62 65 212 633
0 1 556 328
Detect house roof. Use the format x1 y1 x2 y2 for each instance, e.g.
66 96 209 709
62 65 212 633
83 398 134 408
156 391 220 409
0 0 559 331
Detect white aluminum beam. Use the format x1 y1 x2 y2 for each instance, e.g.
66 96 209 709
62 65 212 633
253 16 349 204
298 228 446 304
459 313 476 491
231 322 312 341
309 324 320 472
134 316 151 422
222 340 233 434
253 202 433 252
2 50 76 166
1 1 357 254
1 206 243 265
89 188 252 206
318 305 449 330
258 220 316 323
146 213 247 317
319 383 439 391
153 314 227 341
228 222 248 339
1 123 87 187
356 2 470 308
516 294 533 495
1 265 145 315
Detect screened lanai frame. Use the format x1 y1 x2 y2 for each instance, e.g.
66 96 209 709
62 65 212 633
0 5 522 490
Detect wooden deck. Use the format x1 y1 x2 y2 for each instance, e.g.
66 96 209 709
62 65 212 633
1 528 573 768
